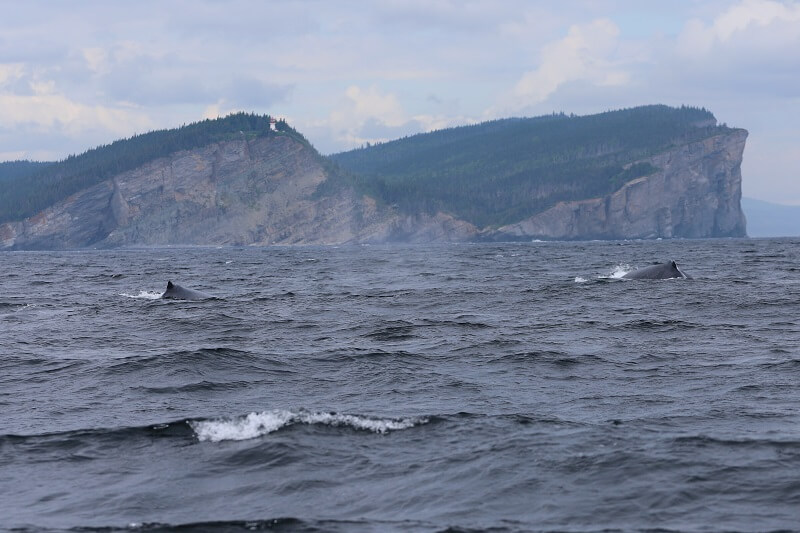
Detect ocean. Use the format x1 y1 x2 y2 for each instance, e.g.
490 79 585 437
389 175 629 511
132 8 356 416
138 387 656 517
1 239 799 532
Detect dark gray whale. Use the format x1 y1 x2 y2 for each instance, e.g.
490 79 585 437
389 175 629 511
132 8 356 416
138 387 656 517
162 281 212 300
622 260 690 280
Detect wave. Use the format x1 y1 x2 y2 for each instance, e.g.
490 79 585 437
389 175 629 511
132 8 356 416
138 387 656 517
611 318 702 331
191 409 428 442
103 347 274 375
252 291 296 302
363 318 492 341
1 410 431 447
37 517 483 532
320 348 423 363
600 264 632 279
0 420 196 451
488 350 604 366
133 380 255 394
572 264 632 283
363 321 418 341
120 290 162 300
0 301 33 312
673 434 800 448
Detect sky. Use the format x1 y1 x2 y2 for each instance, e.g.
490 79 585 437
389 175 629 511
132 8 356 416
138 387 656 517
1 0 798 204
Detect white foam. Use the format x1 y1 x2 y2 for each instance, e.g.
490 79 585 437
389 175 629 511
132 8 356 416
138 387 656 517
599 264 632 279
574 276 588 283
191 410 427 442
120 290 163 300
192 411 295 442
294 412 421 433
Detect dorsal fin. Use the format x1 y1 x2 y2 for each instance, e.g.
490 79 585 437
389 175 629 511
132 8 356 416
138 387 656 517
670 260 677 268
167 281 174 289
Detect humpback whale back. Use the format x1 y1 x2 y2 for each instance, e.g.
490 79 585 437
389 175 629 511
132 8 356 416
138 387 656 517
162 281 212 300
622 260 690 280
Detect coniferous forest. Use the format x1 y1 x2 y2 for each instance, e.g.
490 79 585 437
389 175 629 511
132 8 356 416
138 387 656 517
0 113 301 224
329 105 734 227
0 106 737 229
0 161 52 183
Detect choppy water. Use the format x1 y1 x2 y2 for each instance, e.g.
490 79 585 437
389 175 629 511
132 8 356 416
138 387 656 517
1 239 799 532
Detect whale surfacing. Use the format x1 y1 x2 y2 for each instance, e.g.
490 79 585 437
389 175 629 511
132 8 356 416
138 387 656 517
162 281 212 300
622 261 690 280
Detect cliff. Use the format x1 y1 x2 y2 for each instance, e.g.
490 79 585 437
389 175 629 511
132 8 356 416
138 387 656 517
0 110 748 249
0 135 478 249
492 129 748 240
1 136 358 248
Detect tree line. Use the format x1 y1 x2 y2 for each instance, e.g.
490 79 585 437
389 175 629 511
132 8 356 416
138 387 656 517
0 113 301 224
328 105 736 228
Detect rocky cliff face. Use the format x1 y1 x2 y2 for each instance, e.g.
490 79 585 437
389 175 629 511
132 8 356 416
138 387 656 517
0 137 357 248
0 129 747 249
0 135 479 249
493 130 748 240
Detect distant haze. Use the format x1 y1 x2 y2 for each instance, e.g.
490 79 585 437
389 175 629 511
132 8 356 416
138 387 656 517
741 198 800 237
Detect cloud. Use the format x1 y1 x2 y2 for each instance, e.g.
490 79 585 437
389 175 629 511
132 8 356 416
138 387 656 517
226 77 293 109
0 63 24 86
0 90 152 136
489 18 630 116
678 0 800 54
372 0 509 31
86 44 292 108
660 0 800 101
0 64 154 159
308 84 474 152
327 85 408 146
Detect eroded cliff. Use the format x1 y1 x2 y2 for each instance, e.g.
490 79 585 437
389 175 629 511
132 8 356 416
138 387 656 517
0 126 747 249
1 136 350 248
492 129 748 240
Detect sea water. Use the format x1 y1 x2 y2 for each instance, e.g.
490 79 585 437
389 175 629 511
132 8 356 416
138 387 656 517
1 239 799 531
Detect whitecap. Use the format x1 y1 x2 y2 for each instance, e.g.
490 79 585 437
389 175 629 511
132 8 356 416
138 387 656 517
120 290 163 300
597 264 632 280
574 276 588 283
294 411 422 433
190 409 427 442
191 410 295 442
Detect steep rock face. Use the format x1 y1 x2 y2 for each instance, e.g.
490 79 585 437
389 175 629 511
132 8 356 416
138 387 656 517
0 179 129 250
0 128 748 249
0 136 386 249
494 130 748 240
355 197 479 243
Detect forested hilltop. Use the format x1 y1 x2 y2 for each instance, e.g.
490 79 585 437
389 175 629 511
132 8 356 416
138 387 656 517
0 113 301 224
0 161 52 183
329 105 735 228
0 104 747 249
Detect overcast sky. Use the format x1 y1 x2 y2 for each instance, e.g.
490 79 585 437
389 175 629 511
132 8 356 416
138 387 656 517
1 0 798 203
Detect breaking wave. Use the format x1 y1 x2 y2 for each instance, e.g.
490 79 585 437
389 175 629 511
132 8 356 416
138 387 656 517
603 264 632 279
190 410 428 442
120 290 163 300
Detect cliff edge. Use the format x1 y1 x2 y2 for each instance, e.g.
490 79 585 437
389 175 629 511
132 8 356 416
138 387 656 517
493 129 748 240
0 110 748 249
0 135 478 249
0 136 362 248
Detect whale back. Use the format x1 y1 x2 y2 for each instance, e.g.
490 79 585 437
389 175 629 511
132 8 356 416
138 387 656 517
162 281 211 300
622 260 689 280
